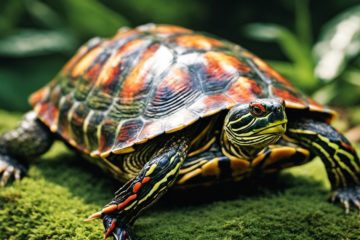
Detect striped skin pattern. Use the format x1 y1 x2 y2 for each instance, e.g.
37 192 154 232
286 119 360 189
86 135 191 239
29 24 335 160
221 99 287 160
176 142 312 186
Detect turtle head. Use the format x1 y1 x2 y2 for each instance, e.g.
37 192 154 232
223 98 287 158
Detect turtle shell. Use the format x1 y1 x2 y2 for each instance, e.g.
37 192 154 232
29 24 335 158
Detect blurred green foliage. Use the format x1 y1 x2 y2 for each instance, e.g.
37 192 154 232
244 0 360 106
0 0 359 111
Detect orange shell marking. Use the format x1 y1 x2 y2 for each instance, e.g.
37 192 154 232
151 25 192 34
205 51 251 74
226 77 257 103
176 35 223 50
71 46 105 78
120 44 160 102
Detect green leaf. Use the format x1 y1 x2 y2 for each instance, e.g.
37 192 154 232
0 29 77 57
312 83 337 105
244 24 304 62
313 79 360 106
314 5 360 81
343 69 360 87
115 0 204 25
266 60 296 77
63 0 129 37
294 0 312 50
244 23 316 91
349 107 360 124
0 0 24 34
23 0 64 28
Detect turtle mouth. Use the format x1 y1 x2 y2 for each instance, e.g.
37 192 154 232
255 122 287 135
249 122 286 146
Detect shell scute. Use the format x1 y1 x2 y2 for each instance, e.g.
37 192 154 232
62 37 103 74
36 85 61 131
114 119 144 149
69 103 90 149
201 51 245 93
137 120 164 142
109 100 143 120
119 43 161 102
164 108 199 133
99 39 152 97
84 111 105 150
226 77 259 103
86 91 113 111
187 94 235 117
71 46 104 78
98 118 119 153
51 96 73 147
271 85 307 106
144 64 200 119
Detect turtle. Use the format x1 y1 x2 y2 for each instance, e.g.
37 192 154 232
1 23 360 240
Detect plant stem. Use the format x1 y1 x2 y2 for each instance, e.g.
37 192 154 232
295 0 312 51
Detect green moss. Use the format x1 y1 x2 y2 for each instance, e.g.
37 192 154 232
0 110 360 239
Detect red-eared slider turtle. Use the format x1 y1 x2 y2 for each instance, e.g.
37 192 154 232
1 24 360 239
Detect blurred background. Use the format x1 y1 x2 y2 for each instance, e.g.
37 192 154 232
0 0 359 139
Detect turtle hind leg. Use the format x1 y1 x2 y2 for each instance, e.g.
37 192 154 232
286 118 360 213
0 111 54 186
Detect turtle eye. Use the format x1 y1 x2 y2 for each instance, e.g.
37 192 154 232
250 103 266 117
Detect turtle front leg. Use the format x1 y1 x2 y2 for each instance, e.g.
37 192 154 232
87 135 190 239
0 112 53 186
286 118 360 213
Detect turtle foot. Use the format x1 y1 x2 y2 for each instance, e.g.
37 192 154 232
103 214 134 240
330 185 360 214
0 154 26 187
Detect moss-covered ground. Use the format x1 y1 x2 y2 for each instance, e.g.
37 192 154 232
1 110 360 240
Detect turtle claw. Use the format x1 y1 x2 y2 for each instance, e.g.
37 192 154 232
0 154 26 187
103 215 134 240
330 185 360 213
